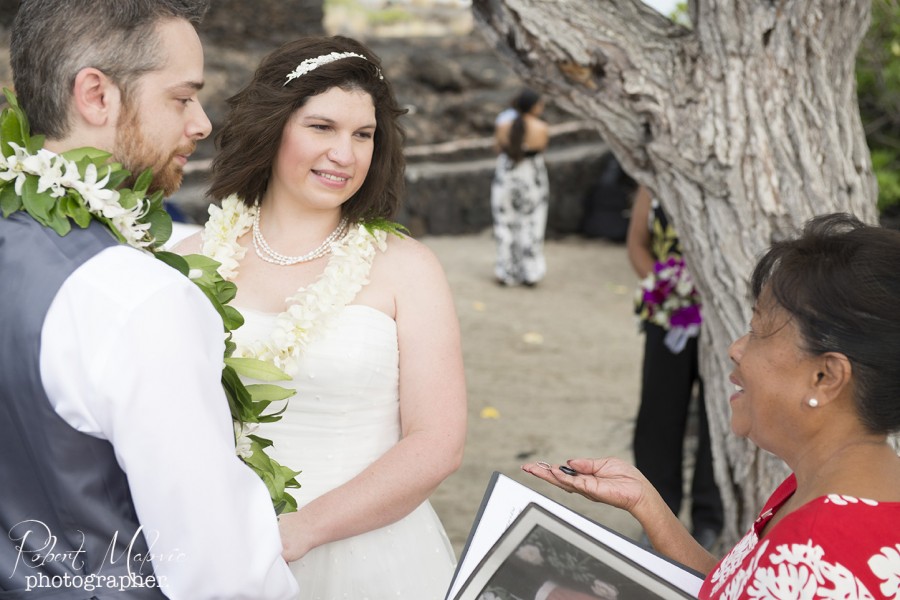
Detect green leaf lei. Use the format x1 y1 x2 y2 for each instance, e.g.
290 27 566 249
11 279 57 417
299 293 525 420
0 89 299 515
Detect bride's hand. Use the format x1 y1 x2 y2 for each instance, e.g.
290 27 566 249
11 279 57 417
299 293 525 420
522 457 650 514
278 510 316 562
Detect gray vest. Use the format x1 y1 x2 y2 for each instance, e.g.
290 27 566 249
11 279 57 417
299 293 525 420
0 214 166 599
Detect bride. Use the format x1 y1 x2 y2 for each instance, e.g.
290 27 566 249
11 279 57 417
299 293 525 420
176 35 467 598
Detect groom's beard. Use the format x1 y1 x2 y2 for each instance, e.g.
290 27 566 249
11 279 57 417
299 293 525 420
114 104 195 197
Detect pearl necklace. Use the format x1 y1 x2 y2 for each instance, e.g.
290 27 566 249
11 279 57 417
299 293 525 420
201 196 390 375
252 208 349 266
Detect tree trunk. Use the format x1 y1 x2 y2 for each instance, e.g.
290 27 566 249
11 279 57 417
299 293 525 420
472 0 877 546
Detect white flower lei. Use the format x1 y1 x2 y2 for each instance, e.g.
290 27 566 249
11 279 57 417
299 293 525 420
202 195 387 375
0 143 154 248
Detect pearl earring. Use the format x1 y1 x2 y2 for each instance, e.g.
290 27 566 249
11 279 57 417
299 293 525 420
808 398 819 408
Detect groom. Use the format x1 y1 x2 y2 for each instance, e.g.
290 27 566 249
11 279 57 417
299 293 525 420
0 1 297 598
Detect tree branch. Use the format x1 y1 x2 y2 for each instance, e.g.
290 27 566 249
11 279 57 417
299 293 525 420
472 0 695 182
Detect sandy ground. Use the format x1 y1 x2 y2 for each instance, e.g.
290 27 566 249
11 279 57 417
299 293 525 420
422 230 647 556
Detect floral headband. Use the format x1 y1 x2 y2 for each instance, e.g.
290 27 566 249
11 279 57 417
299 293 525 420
284 51 384 86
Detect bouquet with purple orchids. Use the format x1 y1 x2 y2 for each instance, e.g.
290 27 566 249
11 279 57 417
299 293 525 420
636 255 702 353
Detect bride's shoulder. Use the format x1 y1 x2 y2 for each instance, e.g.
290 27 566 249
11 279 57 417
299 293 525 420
381 230 438 263
372 230 447 282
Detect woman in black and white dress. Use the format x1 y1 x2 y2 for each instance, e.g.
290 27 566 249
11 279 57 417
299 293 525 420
490 87 550 287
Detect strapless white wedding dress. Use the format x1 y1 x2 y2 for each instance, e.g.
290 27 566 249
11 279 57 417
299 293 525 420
233 304 456 599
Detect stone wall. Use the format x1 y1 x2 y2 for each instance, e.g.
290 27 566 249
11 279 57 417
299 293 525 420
201 0 324 48
0 0 324 37
402 131 613 238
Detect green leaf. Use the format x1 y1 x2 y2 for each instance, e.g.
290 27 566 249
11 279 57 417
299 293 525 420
60 146 112 165
221 305 244 331
215 279 238 305
133 168 154 195
222 365 255 420
25 134 45 156
245 383 295 403
144 203 172 247
65 193 93 228
0 184 22 217
3 88 18 109
154 250 191 276
184 253 223 270
364 217 409 238
0 109 24 157
225 357 292 381
147 189 165 209
240 438 301 514
248 434 274 449
179 256 221 287
256 405 288 423
46 200 72 236
117 188 139 210
21 177 54 224
106 168 130 190
224 335 237 358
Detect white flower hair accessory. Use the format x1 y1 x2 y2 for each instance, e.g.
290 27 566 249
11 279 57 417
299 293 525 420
284 51 384 86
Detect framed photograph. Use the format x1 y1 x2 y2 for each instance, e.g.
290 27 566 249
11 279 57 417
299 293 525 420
452 502 695 600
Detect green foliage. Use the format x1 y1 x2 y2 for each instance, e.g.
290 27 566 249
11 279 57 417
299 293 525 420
180 252 301 513
670 2 691 27
857 0 900 213
872 150 900 211
364 216 409 239
0 88 172 245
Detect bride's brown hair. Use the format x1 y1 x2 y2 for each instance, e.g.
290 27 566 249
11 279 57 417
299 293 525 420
208 35 407 223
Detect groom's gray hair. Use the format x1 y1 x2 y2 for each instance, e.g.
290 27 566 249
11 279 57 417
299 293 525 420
11 0 210 139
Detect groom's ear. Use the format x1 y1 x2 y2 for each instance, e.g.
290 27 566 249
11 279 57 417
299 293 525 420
71 67 121 128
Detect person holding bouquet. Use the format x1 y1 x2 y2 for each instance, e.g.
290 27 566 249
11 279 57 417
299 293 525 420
624 185 724 550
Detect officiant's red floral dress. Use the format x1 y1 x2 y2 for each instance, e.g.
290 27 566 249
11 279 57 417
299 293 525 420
699 475 900 600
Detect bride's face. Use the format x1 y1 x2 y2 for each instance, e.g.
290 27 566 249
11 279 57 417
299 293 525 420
269 86 376 211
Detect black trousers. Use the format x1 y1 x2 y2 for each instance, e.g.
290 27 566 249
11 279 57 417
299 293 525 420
633 323 724 533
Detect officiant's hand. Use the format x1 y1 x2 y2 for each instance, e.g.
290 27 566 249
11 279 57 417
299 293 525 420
524 457 716 575
522 457 649 514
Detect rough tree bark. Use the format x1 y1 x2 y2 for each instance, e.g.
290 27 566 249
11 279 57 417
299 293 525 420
472 0 878 545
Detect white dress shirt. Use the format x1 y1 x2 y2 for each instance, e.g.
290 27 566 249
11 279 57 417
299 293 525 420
40 245 298 600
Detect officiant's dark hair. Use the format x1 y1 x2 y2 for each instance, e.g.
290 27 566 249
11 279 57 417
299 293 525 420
11 0 210 139
750 212 900 434
208 35 407 224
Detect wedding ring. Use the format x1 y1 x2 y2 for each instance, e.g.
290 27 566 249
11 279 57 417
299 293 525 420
536 461 552 471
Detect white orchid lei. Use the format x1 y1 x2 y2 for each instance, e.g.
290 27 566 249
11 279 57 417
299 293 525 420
0 90 300 514
201 195 400 376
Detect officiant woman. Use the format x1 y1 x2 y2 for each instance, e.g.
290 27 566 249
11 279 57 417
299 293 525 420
524 213 900 600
